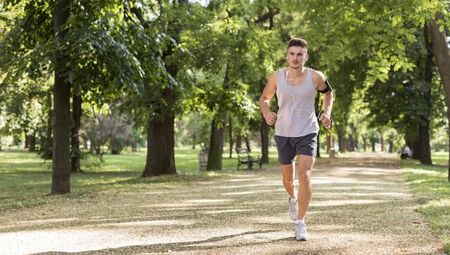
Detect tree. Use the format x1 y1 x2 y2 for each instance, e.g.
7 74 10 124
51 0 72 194
428 12 450 180
1 0 149 192
290 0 448 169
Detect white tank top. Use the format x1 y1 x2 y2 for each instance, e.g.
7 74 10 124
275 68 319 137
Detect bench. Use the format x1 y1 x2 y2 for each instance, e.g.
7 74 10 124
236 148 262 170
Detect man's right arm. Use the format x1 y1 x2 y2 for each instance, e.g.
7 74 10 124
259 72 278 125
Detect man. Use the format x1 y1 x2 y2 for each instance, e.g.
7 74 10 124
400 145 411 159
259 38 334 241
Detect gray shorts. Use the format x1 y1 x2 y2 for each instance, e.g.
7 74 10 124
274 133 318 165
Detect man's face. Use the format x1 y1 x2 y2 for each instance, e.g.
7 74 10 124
287 46 308 69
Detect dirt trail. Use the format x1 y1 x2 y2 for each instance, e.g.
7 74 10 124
0 152 443 254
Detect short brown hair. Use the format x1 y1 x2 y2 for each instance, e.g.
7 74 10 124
288 38 308 49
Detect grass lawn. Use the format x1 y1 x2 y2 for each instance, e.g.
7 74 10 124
401 152 450 253
0 147 279 210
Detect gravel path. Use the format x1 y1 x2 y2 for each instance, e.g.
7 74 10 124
0 152 443 254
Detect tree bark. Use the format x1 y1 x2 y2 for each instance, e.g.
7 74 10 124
326 135 332 153
260 118 269 163
29 132 36 152
40 91 53 159
51 0 71 194
428 14 450 180
71 94 82 172
418 123 432 164
142 89 177 177
371 135 376 152
418 25 434 165
245 136 251 152
337 131 346 153
260 79 269 163
348 133 355 152
24 133 30 149
412 136 421 160
316 131 321 158
236 134 242 150
207 116 224 171
228 115 233 159
192 131 196 149
207 63 230 170
379 133 384 151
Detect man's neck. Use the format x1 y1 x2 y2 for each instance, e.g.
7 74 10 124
286 66 306 78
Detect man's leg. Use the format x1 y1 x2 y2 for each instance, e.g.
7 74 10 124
296 155 315 220
281 163 298 221
280 163 295 199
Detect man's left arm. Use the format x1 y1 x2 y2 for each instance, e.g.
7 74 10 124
314 71 334 129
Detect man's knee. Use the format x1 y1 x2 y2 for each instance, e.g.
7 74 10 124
283 176 294 184
298 170 311 181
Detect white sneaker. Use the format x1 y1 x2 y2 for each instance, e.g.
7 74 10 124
295 221 308 241
288 197 298 221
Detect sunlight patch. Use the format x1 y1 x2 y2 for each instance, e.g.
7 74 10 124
312 199 387 207
203 209 253 214
101 220 194 227
185 199 233 204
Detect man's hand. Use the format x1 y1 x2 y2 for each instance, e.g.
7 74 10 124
319 113 332 129
263 112 277 126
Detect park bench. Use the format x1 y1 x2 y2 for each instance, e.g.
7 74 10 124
236 148 262 170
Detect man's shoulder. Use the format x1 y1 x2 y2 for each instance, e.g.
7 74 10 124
268 69 282 81
309 68 325 78
309 68 326 83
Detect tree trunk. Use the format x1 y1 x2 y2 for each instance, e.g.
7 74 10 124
138 0 187 177
379 132 384 151
347 133 355 152
337 131 345 153
418 123 432 164
29 132 36 152
131 142 137 152
245 136 251 152
228 115 233 159
71 94 82 173
142 89 177 177
428 14 450 181
207 117 224 171
412 137 420 160
236 134 242 150
24 133 30 149
326 135 332 153
51 0 71 194
40 91 53 159
192 131 196 149
388 141 393 153
260 79 269 163
260 115 269 163
418 25 433 165
316 131 321 158
371 136 376 152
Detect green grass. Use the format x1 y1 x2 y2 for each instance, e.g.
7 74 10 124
0 147 279 210
432 151 449 166
401 152 450 253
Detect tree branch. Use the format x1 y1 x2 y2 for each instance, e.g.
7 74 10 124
255 7 279 24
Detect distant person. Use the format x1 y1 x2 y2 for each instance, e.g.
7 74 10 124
401 145 411 159
259 38 334 241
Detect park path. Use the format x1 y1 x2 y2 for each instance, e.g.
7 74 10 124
0 152 443 255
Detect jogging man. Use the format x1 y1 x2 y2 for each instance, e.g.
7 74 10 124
259 38 334 241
